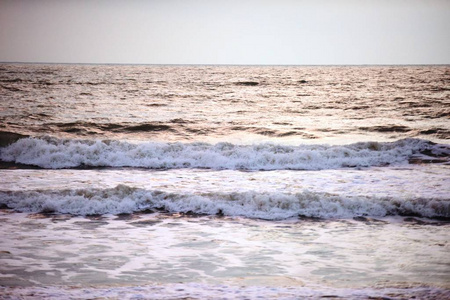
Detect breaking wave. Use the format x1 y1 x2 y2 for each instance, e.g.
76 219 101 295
1 136 448 170
0 185 448 219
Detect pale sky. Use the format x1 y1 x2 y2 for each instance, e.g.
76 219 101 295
0 0 449 65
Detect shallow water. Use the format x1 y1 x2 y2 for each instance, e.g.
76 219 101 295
1 212 449 298
0 64 449 299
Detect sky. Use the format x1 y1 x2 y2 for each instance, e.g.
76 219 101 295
0 0 449 65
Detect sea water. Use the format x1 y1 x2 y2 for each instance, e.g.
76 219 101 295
0 64 449 299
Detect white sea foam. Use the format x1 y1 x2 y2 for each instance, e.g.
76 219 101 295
0 136 441 170
0 185 448 219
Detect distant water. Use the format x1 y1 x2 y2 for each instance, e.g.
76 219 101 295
1 64 449 143
0 64 449 299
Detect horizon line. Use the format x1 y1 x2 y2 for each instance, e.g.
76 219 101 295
1 61 449 67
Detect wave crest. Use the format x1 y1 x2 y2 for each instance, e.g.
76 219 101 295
1 136 446 170
0 185 448 219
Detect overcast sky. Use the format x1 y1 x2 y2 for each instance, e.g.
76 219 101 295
1 0 449 65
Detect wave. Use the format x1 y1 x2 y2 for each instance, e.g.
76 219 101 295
49 121 177 134
1 136 448 170
0 185 448 219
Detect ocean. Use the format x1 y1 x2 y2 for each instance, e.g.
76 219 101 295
0 64 449 299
